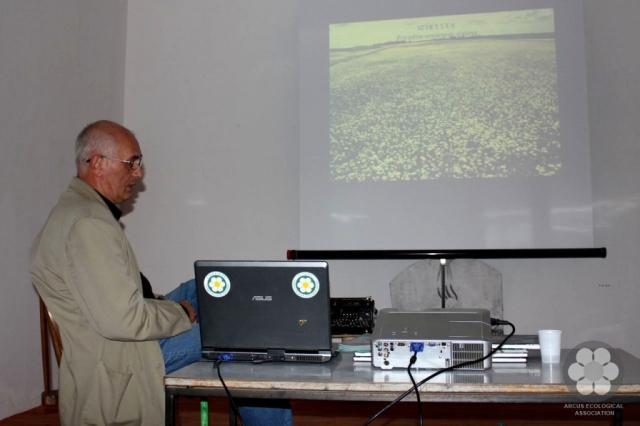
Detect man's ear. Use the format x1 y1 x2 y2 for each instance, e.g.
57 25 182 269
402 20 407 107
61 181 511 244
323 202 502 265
87 154 104 176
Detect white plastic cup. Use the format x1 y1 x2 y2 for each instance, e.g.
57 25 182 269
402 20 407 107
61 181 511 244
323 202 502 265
538 330 562 363
541 362 563 383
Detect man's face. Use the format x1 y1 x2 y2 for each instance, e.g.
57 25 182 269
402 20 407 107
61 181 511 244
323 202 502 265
98 132 143 204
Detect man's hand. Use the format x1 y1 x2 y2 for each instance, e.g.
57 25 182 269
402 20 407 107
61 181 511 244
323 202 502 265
178 300 197 323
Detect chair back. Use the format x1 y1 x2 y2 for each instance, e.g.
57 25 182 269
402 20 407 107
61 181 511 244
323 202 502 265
39 297 63 366
389 258 503 331
38 295 63 405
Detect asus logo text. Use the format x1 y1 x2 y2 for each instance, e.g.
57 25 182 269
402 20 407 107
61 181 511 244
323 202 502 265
252 296 272 301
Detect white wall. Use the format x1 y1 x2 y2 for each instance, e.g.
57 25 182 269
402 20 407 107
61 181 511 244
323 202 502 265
0 0 127 420
122 0 300 288
2 0 639 420
124 0 640 355
496 0 640 350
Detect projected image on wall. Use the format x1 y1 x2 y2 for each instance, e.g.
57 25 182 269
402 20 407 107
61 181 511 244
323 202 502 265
330 9 558 182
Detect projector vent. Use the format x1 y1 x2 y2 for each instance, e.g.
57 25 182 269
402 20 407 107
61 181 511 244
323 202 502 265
451 343 485 370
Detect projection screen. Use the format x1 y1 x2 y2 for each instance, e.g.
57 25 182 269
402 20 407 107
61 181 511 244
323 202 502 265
299 0 593 251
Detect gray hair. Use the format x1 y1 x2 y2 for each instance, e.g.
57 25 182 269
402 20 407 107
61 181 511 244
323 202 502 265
74 120 135 173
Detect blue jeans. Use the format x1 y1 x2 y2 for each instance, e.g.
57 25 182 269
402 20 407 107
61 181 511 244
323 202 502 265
160 280 202 374
159 279 293 426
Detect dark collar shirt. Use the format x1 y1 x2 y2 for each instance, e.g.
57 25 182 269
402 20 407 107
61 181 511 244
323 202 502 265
96 191 156 299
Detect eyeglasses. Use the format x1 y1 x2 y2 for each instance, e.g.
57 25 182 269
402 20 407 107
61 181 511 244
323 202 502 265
87 155 143 170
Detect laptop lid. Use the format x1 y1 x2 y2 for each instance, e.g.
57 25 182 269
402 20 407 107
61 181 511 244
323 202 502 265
194 260 333 363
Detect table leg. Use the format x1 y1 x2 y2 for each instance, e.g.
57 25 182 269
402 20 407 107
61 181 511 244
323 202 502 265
165 390 177 426
614 406 622 426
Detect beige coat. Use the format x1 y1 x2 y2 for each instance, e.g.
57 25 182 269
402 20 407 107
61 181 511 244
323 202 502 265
30 177 192 425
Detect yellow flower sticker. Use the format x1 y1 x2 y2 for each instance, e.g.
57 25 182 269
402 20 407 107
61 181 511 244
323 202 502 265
204 271 231 298
292 272 320 298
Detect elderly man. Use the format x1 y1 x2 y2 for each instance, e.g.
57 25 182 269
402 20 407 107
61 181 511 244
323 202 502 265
30 121 292 425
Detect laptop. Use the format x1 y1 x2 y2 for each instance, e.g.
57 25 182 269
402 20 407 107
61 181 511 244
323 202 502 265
194 260 334 363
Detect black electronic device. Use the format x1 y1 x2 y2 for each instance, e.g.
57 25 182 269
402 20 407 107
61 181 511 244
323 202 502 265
195 260 333 363
330 297 377 335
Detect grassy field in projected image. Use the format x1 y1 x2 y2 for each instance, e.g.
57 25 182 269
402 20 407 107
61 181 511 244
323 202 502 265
329 38 560 182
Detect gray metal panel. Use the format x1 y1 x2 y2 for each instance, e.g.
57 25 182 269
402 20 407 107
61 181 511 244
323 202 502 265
372 308 492 341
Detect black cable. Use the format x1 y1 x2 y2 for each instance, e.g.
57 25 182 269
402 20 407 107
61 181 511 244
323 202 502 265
407 351 423 426
362 319 515 426
214 359 246 426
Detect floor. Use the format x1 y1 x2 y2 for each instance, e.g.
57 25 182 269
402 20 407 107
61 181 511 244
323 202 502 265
2 398 640 426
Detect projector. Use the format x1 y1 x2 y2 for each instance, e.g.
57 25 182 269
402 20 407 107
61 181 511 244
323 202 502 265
371 308 492 370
